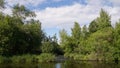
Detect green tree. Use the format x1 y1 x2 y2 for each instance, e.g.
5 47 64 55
0 15 11 55
41 41 54 53
89 20 98 33
87 27 114 60
76 25 88 55
97 9 112 30
0 0 5 9
71 22 81 40
0 4 43 55
114 20 120 60
59 29 73 53
12 4 36 19
22 20 42 53
59 29 69 49
41 34 61 54
81 25 88 39
71 22 81 52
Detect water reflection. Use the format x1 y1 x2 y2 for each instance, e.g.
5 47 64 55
55 63 61 68
0 61 120 68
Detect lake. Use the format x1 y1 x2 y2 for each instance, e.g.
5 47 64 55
0 61 119 68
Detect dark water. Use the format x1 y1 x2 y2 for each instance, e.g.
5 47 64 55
0 61 120 68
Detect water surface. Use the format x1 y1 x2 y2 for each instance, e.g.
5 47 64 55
0 61 119 68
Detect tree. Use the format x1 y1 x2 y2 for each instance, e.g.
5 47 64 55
81 25 88 39
86 9 114 60
87 27 114 60
59 29 73 53
71 22 81 40
114 20 120 60
71 22 81 52
22 20 42 53
41 41 54 53
89 19 98 33
41 35 61 54
97 9 112 30
89 9 111 33
12 4 36 19
0 0 5 9
59 29 69 48
0 15 11 55
76 25 88 55
0 4 43 55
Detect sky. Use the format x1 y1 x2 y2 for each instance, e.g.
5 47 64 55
4 0 120 40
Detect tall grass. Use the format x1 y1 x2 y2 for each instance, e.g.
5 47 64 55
0 56 12 64
37 53 55 62
0 53 55 64
11 54 36 63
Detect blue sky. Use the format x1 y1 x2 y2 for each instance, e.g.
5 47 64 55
23 0 88 10
4 0 120 40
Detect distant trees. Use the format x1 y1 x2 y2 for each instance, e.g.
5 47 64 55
41 34 62 55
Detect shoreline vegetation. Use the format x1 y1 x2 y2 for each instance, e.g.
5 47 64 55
0 53 55 64
0 0 120 64
0 54 118 64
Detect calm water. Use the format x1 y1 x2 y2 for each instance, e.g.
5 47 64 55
0 61 120 68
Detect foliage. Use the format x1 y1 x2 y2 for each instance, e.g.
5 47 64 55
59 9 119 61
37 53 55 62
41 34 62 55
0 54 55 63
12 4 36 19
0 0 4 9
114 20 120 60
89 20 98 33
0 1 120 62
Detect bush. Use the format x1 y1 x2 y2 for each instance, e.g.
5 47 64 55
0 53 55 63
0 56 12 64
64 53 89 60
11 54 37 63
37 53 55 62
0 56 4 63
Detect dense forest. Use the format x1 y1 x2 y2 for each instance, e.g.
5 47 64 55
0 0 120 63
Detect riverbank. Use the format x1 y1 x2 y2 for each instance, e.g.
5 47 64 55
0 60 119 68
0 53 118 64
0 53 56 64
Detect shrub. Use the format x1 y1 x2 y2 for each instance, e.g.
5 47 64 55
37 53 55 62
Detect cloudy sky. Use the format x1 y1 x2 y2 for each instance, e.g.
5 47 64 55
4 0 120 38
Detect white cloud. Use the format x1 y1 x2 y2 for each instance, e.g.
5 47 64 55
34 0 120 30
5 0 46 6
3 7 12 15
3 0 46 16
35 3 99 29
3 0 120 30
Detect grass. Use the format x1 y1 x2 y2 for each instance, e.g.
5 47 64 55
37 53 55 62
0 53 55 64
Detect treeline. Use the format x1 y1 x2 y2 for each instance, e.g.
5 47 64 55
59 9 120 61
0 0 120 62
0 0 62 57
